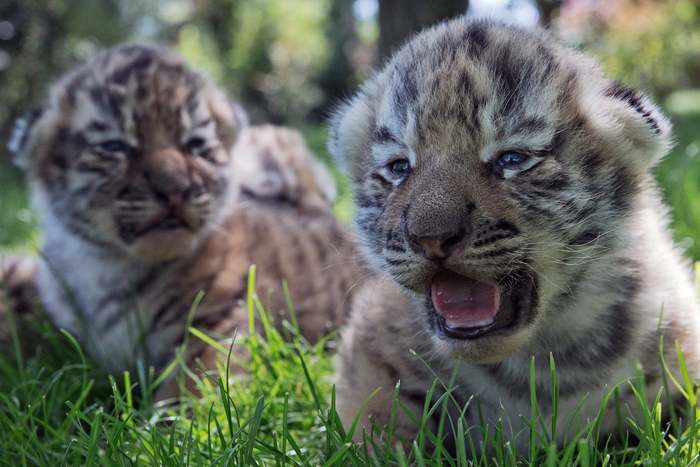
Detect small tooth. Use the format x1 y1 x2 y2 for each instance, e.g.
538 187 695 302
445 318 494 328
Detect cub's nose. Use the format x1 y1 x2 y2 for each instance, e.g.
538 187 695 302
144 147 191 205
408 228 466 261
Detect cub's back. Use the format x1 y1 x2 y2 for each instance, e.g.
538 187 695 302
182 200 362 344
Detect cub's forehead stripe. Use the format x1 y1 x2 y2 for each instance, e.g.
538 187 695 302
509 117 549 137
373 126 399 144
193 118 213 130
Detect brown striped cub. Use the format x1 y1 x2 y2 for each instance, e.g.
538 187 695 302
8 45 361 395
329 18 700 452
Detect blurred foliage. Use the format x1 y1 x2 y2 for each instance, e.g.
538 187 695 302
0 167 37 252
180 0 333 123
0 0 698 262
657 90 700 261
0 0 146 153
0 0 375 142
557 0 700 96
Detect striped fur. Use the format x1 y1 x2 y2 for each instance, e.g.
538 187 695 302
329 18 700 452
0 255 42 348
9 45 363 395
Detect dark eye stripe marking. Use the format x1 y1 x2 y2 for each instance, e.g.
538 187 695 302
87 120 109 132
528 175 570 191
73 164 110 176
373 126 399 144
384 258 408 267
463 246 520 260
472 232 519 248
369 173 393 189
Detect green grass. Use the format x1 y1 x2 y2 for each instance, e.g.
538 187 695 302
1 269 699 465
658 89 700 261
0 166 38 253
300 125 353 224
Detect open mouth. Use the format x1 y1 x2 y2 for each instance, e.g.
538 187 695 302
428 269 536 340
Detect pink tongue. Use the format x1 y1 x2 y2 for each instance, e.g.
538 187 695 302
431 271 501 328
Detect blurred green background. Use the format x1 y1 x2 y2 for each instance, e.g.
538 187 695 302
1 0 698 261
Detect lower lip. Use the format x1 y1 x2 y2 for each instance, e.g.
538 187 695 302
437 315 501 339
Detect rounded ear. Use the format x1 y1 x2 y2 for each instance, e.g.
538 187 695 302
327 86 378 176
207 87 248 149
230 100 249 129
581 80 672 171
7 108 45 170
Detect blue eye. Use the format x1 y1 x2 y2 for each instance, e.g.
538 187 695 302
386 158 411 179
496 152 530 168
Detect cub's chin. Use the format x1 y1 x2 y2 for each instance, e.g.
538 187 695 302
431 318 537 364
126 228 202 263
423 269 540 363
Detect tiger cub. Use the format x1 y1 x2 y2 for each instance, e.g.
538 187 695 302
329 18 700 452
8 44 362 395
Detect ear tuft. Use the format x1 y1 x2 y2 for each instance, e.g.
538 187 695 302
604 81 664 136
231 100 249 129
583 79 672 171
8 108 43 169
327 92 376 176
207 87 248 149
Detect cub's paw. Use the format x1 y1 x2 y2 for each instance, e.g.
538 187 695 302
0 254 40 344
233 125 336 212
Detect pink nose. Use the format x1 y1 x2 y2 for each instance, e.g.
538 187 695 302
409 229 466 261
144 147 191 202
